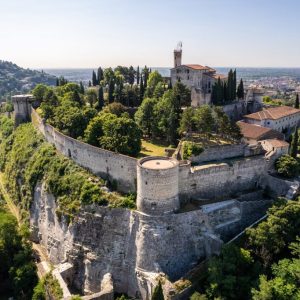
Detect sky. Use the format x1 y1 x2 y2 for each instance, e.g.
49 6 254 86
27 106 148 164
0 0 300 69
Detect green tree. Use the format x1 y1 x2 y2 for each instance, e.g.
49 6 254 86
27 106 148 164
247 199 300 267
97 86 104 110
172 82 191 107
275 155 300 178
97 67 103 83
290 126 298 158
92 70 97 86
102 102 126 117
136 66 140 85
108 80 115 103
145 71 163 98
151 281 164 300
154 90 181 144
237 78 244 99
99 114 142 156
135 98 157 136
139 76 145 102
194 105 215 135
128 66 135 85
85 89 98 107
32 84 50 101
179 107 195 135
79 81 85 94
205 244 259 300
295 94 299 109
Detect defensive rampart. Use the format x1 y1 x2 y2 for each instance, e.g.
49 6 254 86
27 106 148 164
31 108 137 193
179 155 267 200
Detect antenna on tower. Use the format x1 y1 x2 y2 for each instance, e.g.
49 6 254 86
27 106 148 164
175 41 183 51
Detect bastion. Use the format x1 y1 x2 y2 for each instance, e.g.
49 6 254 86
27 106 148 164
137 156 180 215
12 94 34 126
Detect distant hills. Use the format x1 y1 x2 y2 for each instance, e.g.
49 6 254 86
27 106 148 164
0 60 56 101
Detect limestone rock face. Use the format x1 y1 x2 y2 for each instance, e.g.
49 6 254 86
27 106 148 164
30 182 271 299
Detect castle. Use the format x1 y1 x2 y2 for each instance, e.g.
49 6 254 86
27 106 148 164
170 43 227 106
11 96 296 299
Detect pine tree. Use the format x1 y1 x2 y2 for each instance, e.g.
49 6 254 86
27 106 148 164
92 70 97 86
98 86 104 110
295 94 299 109
79 81 85 94
151 281 164 300
290 126 298 158
136 66 140 85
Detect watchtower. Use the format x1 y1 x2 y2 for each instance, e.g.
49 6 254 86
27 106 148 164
137 157 179 215
12 94 34 127
174 41 182 68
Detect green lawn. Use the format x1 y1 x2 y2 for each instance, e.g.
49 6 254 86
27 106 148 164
139 139 167 157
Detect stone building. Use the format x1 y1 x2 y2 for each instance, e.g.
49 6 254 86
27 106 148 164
170 45 226 106
243 105 300 133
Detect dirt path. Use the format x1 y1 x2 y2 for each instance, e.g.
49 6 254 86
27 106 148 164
0 172 51 277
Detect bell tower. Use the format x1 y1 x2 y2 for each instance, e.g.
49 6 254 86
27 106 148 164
174 41 182 68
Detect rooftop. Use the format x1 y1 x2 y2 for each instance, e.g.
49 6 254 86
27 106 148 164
182 64 215 71
141 158 177 170
263 139 289 148
244 106 300 121
237 121 277 139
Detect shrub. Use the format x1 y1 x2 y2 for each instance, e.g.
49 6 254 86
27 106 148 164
182 142 203 160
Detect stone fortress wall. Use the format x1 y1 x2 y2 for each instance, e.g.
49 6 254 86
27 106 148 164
31 108 137 193
12 95 288 299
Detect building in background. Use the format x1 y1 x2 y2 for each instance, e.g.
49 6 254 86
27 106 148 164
243 106 300 133
170 43 226 106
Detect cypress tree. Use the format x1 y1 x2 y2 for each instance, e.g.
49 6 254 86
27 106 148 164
223 82 228 103
108 80 115 103
98 86 104 110
168 80 172 90
88 80 92 87
97 67 103 83
139 76 144 102
151 281 164 300
227 69 233 102
129 66 135 85
79 81 85 94
56 78 59 86
237 79 244 99
295 94 299 109
290 126 298 158
92 70 97 86
136 66 140 85
233 69 237 100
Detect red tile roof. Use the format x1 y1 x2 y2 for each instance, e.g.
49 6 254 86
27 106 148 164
244 106 300 121
237 121 280 139
183 64 211 71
